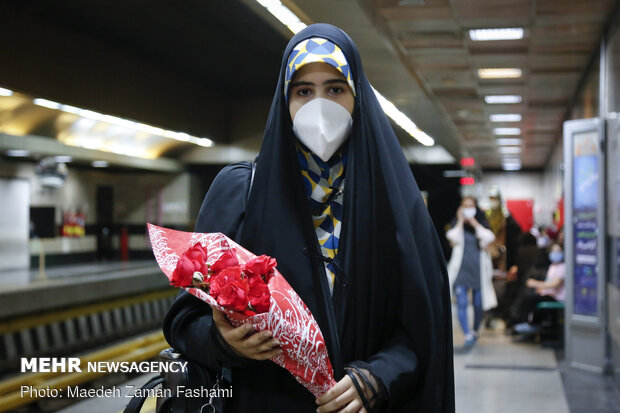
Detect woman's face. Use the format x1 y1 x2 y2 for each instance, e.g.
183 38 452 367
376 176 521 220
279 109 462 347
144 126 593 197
461 197 476 209
288 62 355 121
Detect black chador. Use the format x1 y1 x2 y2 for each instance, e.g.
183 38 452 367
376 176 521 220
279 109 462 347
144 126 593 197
164 23 454 413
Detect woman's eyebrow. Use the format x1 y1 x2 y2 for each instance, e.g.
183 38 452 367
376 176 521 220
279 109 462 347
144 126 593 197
289 80 314 88
323 79 348 86
289 78 348 88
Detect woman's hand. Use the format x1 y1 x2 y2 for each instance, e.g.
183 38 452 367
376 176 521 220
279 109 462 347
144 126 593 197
466 216 479 228
212 308 282 360
456 207 465 223
316 368 377 413
526 278 540 289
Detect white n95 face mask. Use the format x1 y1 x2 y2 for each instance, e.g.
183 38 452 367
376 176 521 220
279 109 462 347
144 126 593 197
292 98 353 162
462 207 477 219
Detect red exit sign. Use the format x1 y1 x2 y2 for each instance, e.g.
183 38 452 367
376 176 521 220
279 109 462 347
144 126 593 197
460 157 475 167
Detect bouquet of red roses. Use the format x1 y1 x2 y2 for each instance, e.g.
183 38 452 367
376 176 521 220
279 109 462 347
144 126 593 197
147 224 336 397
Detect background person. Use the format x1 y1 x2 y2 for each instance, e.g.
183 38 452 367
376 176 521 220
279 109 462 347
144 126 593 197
514 243 565 335
446 196 497 347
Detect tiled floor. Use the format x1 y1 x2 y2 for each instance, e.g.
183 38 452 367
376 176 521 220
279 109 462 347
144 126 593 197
557 352 620 413
453 323 570 413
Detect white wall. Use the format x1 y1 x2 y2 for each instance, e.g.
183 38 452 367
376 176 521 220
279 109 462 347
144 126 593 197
0 178 30 271
479 171 560 227
543 141 564 212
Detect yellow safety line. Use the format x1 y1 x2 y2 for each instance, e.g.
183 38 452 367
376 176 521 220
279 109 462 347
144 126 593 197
0 331 169 412
115 393 157 413
0 289 176 335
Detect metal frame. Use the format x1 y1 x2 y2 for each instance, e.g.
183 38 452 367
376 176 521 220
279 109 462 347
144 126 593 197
563 117 607 372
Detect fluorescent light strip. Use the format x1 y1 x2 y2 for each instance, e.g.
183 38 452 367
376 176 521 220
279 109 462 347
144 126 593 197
485 95 522 104
502 164 522 171
0 87 13 97
256 0 307 34
92 160 109 168
254 0 434 147
478 68 522 79
372 88 434 146
33 98 214 148
496 138 522 146
54 156 73 163
34 98 62 110
494 127 521 135
490 114 521 122
499 146 522 154
6 150 30 157
469 28 524 41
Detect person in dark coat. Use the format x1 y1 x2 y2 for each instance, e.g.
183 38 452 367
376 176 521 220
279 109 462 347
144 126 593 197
163 23 454 413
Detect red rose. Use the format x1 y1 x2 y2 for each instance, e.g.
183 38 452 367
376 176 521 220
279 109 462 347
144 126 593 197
243 255 277 283
209 266 249 311
248 276 271 313
210 249 239 274
170 243 209 287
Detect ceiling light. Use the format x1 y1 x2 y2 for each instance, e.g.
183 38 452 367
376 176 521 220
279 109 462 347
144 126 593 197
191 137 214 148
490 114 521 122
34 98 62 110
373 87 434 146
494 127 521 135
92 160 109 168
6 149 30 157
469 28 524 41
256 0 307 34
499 146 522 154
0 87 13 96
485 95 522 104
496 138 522 146
502 164 522 171
478 68 522 79
32 96 216 151
54 156 73 163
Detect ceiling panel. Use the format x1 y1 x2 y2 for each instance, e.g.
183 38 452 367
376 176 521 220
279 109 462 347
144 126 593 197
372 0 615 169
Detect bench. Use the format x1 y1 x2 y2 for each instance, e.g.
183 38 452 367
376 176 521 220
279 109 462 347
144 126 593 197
536 301 564 348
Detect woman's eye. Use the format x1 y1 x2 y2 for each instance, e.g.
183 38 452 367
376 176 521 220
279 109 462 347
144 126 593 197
296 88 312 97
328 86 344 95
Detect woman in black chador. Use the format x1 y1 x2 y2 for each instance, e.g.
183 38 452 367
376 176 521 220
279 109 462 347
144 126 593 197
163 23 454 412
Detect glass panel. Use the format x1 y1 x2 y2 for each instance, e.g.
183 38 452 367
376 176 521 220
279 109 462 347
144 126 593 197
572 130 599 316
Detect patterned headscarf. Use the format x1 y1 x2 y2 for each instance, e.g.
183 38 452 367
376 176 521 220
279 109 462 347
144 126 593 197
297 143 347 293
284 37 355 100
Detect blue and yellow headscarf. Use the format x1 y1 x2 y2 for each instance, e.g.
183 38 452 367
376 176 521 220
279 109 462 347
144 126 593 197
297 143 347 293
284 37 355 100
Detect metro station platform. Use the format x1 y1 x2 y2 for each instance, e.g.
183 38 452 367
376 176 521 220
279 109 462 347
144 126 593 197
1 262 619 412
51 312 620 413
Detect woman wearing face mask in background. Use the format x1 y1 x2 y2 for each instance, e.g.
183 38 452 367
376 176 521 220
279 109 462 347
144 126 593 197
446 196 497 348
513 243 565 335
163 24 454 413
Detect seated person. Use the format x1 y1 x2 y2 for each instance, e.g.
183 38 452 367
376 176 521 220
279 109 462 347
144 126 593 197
513 243 565 334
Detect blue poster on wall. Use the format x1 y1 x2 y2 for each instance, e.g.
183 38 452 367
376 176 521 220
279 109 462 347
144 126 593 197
573 131 599 316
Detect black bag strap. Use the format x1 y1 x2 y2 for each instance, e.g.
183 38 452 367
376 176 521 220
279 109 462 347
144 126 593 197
236 161 256 244
123 375 165 413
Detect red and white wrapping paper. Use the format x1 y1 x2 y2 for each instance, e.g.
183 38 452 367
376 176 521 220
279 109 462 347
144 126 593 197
147 223 336 397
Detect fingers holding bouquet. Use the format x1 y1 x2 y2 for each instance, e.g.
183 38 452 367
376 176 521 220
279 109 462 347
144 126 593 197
212 308 282 360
